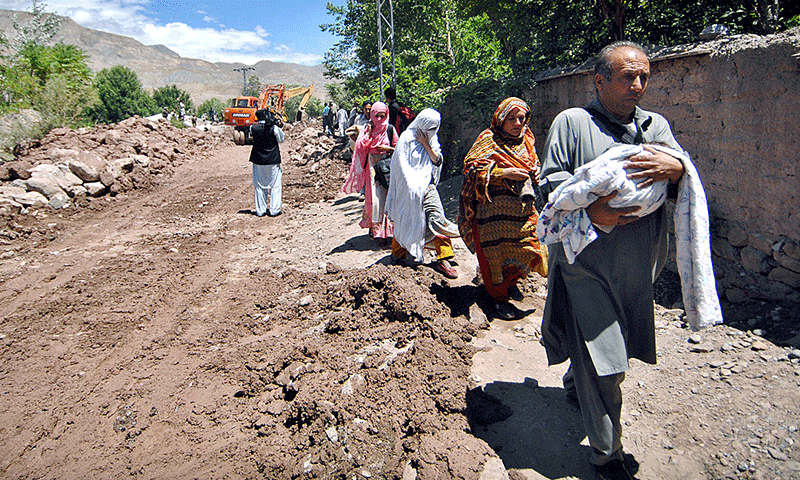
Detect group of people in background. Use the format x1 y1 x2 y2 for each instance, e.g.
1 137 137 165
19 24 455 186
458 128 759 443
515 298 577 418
335 41 720 480
340 87 548 287
340 89 460 278
322 101 358 137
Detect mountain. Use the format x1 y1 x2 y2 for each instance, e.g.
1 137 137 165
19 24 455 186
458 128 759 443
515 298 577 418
0 9 333 103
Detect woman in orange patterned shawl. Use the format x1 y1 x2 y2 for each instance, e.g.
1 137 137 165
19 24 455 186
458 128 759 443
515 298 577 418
458 97 547 319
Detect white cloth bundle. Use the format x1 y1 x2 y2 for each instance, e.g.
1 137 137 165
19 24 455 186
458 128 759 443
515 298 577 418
537 144 722 329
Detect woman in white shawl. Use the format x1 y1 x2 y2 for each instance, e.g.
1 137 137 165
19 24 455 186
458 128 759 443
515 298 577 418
386 108 460 279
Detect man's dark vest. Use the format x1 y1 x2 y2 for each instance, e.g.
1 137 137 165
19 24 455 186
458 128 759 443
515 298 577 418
249 122 281 165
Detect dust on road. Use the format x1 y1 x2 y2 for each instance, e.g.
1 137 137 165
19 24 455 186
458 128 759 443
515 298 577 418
0 120 798 480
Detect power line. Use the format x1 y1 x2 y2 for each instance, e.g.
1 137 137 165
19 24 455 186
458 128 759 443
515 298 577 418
233 67 255 95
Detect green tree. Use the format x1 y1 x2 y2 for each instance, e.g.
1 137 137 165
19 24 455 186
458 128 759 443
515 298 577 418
196 97 227 120
89 65 153 123
458 0 604 75
10 0 60 52
0 1 98 156
304 97 324 119
322 0 510 110
325 82 351 108
152 84 192 114
244 75 262 97
285 95 325 121
35 72 98 129
323 0 800 108
1 42 96 123
0 0 80 109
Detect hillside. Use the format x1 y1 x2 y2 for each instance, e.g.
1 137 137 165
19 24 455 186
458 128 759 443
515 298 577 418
0 9 333 103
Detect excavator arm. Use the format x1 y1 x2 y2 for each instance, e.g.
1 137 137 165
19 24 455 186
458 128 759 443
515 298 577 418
286 85 314 110
257 84 314 122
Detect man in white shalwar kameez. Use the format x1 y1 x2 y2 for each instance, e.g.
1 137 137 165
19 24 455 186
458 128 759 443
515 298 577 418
336 106 349 137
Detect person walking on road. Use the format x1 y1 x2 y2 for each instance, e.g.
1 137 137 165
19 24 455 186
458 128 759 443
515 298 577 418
386 108 459 279
249 109 285 217
322 102 331 135
341 102 397 241
459 97 548 319
337 105 349 137
538 41 697 480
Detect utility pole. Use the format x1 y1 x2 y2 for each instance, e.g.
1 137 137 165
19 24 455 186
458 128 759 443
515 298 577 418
376 0 395 101
233 67 255 95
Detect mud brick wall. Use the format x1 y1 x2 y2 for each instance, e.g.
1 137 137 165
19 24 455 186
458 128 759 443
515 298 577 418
522 31 800 303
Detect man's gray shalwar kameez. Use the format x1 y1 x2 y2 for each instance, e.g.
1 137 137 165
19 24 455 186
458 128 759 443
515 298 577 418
539 98 682 464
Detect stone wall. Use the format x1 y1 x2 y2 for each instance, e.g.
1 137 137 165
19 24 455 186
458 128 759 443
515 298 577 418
442 28 800 304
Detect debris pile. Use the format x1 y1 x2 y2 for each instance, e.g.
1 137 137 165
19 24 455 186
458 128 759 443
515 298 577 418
281 119 353 205
0 116 229 215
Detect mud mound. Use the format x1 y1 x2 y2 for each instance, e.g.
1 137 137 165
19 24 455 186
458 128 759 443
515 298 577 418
226 264 494 478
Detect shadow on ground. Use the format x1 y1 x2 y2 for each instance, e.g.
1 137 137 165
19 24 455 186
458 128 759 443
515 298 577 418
333 195 361 206
465 381 596 479
655 266 800 347
328 234 392 254
431 283 538 322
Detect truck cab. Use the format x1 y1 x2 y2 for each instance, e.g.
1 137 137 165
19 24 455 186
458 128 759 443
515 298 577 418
223 96 259 144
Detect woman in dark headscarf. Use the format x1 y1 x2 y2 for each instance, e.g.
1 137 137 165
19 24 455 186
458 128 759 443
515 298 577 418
459 97 548 319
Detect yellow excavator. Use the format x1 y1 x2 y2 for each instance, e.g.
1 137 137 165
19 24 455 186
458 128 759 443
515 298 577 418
224 84 314 145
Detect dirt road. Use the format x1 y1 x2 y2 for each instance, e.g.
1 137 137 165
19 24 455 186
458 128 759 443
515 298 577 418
1 124 798 479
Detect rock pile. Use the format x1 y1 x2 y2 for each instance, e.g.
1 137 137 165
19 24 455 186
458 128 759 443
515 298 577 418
0 116 229 216
279 118 353 205
284 119 346 166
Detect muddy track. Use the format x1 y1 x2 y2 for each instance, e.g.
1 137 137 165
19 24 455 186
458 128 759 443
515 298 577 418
0 123 799 480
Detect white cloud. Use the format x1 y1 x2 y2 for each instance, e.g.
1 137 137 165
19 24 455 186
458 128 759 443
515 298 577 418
0 0 323 65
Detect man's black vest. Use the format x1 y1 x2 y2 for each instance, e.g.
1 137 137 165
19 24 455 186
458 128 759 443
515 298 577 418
248 122 281 165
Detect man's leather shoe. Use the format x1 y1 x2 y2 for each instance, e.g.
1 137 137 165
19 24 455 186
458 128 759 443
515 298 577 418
593 459 633 480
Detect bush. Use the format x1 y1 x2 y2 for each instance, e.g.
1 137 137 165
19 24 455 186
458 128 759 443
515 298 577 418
35 74 98 130
169 115 186 129
0 109 45 162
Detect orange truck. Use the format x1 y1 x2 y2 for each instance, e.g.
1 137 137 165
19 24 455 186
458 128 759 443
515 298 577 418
223 84 314 145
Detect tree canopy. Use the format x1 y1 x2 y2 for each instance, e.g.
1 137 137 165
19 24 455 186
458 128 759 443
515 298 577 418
89 65 154 124
322 0 800 111
152 85 193 114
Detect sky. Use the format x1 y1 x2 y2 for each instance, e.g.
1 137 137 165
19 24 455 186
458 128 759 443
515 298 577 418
0 0 346 66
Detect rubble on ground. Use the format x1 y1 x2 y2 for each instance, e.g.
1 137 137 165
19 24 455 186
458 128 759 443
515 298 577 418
0 116 229 215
